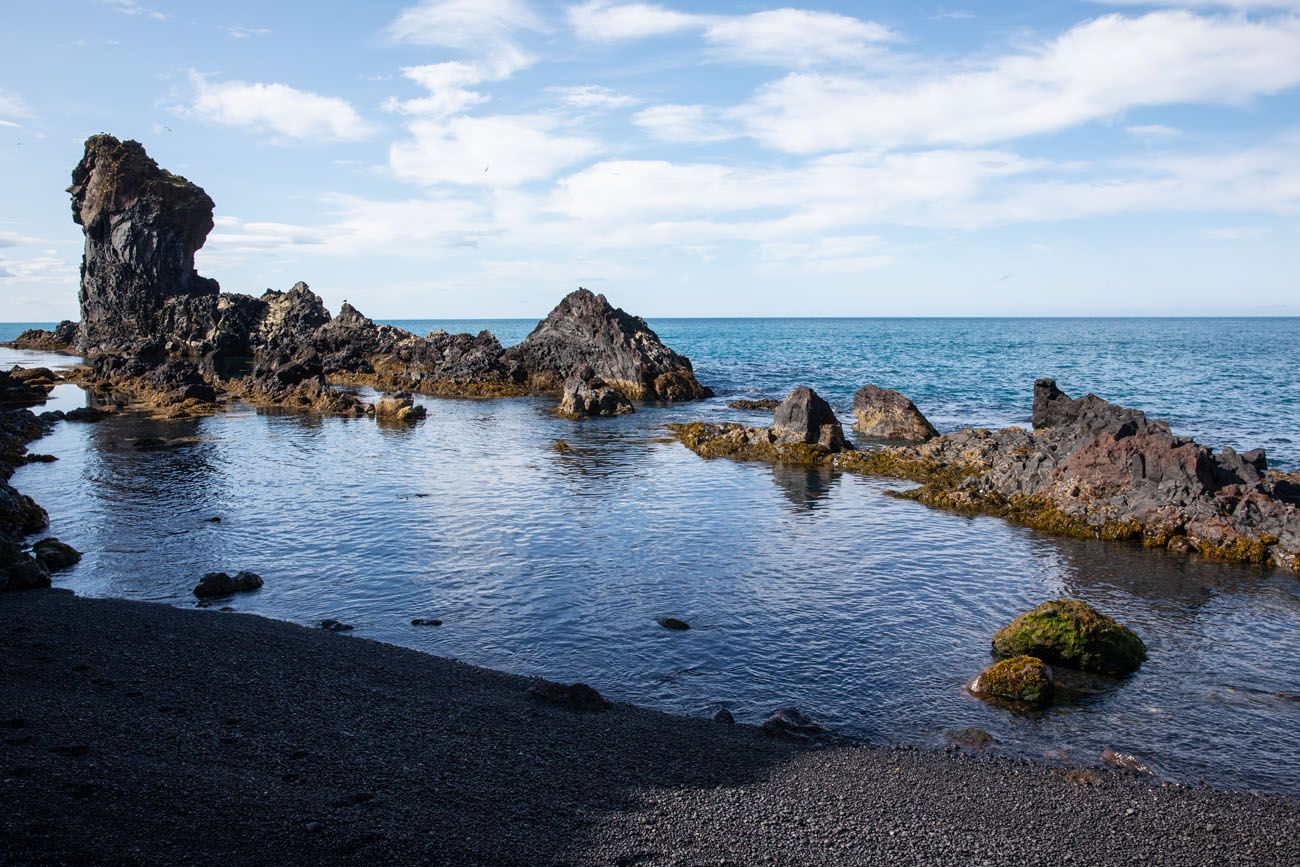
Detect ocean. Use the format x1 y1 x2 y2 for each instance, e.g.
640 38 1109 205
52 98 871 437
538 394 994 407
4 316 1299 792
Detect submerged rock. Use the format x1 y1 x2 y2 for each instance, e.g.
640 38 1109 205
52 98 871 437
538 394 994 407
319 619 354 633
557 364 634 418
992 599 1147 675
64 406 110 423
656 617 690 631
32 538 81 571
527 680 611 712
727 398 781 411
944 727 995 747
193 570 263 599
713 708 736 725
851 384 937 442
971 656 1055 707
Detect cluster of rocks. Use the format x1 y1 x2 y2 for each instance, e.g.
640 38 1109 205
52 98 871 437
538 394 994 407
10 135 710 422
970 599 1147 708
672 379 1300 572
0 407 80 592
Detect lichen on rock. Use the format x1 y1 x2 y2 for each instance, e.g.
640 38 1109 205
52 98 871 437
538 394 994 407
971 655 1055 706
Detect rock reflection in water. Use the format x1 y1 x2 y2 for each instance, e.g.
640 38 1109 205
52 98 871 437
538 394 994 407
769 463 839 511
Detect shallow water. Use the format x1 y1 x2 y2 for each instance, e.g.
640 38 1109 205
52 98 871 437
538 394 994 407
3 317 1299 793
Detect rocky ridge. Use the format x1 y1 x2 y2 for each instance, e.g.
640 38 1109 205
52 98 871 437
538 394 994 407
671 379 1300 572
14 135 710 419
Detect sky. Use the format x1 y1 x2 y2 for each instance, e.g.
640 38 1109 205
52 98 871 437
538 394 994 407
1 1 1299 321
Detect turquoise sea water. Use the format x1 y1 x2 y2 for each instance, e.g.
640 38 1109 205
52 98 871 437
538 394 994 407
3 317 1299 793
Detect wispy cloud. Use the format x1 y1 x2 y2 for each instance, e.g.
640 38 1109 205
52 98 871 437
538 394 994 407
226 26 271 39
548 85 640 109
98 0 168 21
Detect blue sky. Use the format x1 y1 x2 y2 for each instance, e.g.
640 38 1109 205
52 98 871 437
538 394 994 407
2 0 1299 320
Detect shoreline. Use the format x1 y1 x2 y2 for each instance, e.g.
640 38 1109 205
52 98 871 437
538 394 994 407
2 589 1298 865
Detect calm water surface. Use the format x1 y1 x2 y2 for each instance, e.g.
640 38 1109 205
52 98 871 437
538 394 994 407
3 318 1299 793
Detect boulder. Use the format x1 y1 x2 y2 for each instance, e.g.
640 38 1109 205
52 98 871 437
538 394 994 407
193 570 264 599
762 707 829 741
504 288 711 400
851 384 937 442
771 387 851 452
713 708 736 725
64 406 110 423
32 538 81 571
527 680 611 712
970 656 1055 706
69 135 221 354
1 556 51 592
0 370 51 408
557 364 634 418
372 394 426 424
992 599 1147 674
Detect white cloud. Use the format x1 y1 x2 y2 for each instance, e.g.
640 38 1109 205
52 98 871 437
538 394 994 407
389 114 600 187
0 88 31 121
735 11 1300 153
227 26 271 39
567 2 895 66
548 85 640 109
1093 1 1300 9
384 63 498 117
633 104 736 143
186 73 376 142
388 0 543 77
98 0 168 20
1199 225 1274 239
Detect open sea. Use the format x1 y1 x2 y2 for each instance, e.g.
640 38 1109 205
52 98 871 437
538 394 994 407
3 317 1299 793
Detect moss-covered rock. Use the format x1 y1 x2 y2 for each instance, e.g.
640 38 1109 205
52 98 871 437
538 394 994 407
971 655 1055 706
32 538 81 571
992 599 1147 674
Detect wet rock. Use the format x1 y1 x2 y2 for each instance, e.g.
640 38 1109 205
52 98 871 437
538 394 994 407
0 370 51 408
970 656 1055 707
64 406 109 423
193 570 264 599
944 727 995 747
504 288 711 401
32 538 81 571
372 394 426 424
527 680 611 712
656 617 690 631
713 708 736 725
552 440 571 452
22 454 58 464
4 321 78 351
557 364 634 419
1 556 51 592
762 707 829 741
851 384 938 442
1102 748 1152 775
410 618 442 627
772 387 851 453
727 398 781 411
992 599 1147 675
70 135 221 354
319 619 353 633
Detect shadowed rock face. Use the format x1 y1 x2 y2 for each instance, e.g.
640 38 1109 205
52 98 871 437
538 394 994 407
772 387 850 452
504 288 711 401
70 135 220 355
557 364 634 418
852 384 938 442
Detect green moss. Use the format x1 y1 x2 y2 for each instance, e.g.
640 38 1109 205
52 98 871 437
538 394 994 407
666 423 831 466
1194 534 1277 566
992 599 1147 675
833 449 977 487
974 655 1054 706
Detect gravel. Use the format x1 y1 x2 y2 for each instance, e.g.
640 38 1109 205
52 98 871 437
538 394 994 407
2 590 1296 866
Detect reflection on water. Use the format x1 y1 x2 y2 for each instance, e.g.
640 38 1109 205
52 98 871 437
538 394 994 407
3 339 1300 794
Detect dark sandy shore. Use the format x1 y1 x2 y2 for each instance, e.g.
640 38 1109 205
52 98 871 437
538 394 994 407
2 590 1296 866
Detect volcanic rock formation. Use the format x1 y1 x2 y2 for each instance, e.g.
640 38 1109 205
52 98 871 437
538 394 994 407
852 384 938 442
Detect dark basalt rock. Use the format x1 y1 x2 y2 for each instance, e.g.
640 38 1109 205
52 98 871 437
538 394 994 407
713 708 736 725
772 387 851 453
656 617 690 631
32 538 82 571
5 321 79 351
852 384 938 442
527 680 611 712
727 398 780 411
64 406 110 423
0 370 52 408
410 617 442 627
504 288 711 401
70 135 221 355
1 408 57 591
319 619 354 632
193 570 263 599
762 707 829 741
558 364 634 418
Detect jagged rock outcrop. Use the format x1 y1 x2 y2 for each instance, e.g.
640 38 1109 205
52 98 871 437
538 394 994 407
852 384 938 442
70 135 220 355
373 393 426 424
60 136 711 417
1 409 53 591
772 387 850 451
671 380 1300 571
557 364 634 418
0 369 54 408
4 321 79 352
504 288 710 401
